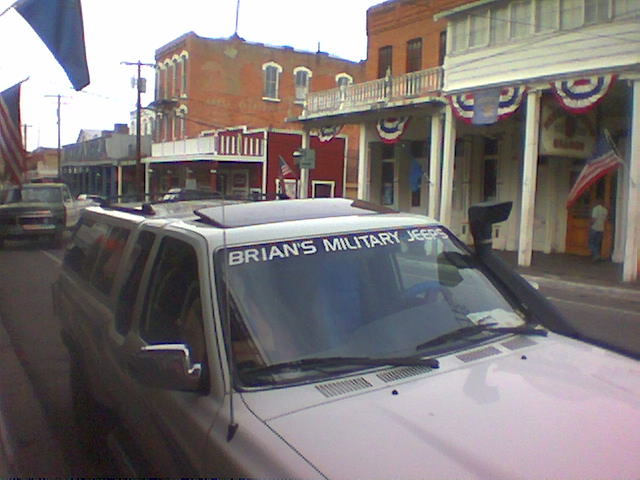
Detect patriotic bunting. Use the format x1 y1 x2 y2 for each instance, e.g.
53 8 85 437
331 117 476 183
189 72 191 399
449 87 526 124
314 125 343 142
550 75 617 114
376 117 410 144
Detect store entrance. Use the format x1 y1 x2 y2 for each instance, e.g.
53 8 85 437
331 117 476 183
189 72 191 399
565 172 615 257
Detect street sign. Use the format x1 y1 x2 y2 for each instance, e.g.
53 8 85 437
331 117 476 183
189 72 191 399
298 148 316 169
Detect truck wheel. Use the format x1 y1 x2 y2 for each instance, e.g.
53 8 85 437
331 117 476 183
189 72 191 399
69 360 114 460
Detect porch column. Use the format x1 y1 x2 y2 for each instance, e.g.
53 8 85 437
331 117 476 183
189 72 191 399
357 123 371 200
299 129 310 198
622 80 640 282
518 90 542 267
439 104 456 226
144 163 150 200
428 110 443 219
117 164 123 199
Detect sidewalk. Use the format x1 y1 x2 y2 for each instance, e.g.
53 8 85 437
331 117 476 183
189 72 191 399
494 250 640 302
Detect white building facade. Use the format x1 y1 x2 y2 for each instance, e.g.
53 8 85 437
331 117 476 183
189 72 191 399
436 0 640 281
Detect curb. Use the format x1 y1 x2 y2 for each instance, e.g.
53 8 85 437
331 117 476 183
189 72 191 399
522 274 640 302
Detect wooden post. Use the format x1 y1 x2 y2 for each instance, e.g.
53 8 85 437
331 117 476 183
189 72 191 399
428 110 443 219
518 90 541 267
623 80 640 282
439 104 456 226
357 123 370 200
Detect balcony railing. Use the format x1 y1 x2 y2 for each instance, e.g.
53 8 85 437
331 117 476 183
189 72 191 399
304 66 443 118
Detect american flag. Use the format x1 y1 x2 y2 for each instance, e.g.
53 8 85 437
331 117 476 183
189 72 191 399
0 83 27 186
566 130 622 209
279 155 294 178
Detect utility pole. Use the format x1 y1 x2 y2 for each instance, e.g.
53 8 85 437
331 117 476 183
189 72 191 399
122 60 155 199
44 94 64 181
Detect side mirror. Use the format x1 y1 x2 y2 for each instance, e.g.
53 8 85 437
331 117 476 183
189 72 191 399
128 344 203 392
468 201 512 256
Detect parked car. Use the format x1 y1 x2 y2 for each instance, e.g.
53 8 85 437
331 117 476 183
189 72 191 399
51 197 640 478
0 182 80 248
160 187 220 202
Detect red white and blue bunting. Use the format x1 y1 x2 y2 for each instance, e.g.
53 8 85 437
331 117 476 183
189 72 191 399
376 117 410 144
550 75 617 114
314 125 343 142
449 87 526 124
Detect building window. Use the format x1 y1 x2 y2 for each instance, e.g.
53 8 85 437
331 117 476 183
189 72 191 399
614 0 637 17
378 46 392 78
172 58 179 98
585 0 610 23
406 38 422 73
180 54 188 96
336 73 353 88
490 6 510 42
262 62 282 101
438 31 447 64
154 66 161 100
312 181 335 198
294 67 312 103
469 11 489 47
560 0 584 29
511 0 532 38
450 18 468 52
483 137 498 202
536 0 559 31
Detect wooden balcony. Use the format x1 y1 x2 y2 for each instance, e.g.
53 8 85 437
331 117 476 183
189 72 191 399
302 67 443 120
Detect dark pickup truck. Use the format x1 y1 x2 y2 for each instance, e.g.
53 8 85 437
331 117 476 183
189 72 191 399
0 183 80 248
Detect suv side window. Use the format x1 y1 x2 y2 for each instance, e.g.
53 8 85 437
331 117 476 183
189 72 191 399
92 226 130 295
64 218 109 281
115 230 155 335
140 237 206 363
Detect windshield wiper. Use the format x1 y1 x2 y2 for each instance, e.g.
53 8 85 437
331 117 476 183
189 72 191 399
241 354 439 379
416 323 547 351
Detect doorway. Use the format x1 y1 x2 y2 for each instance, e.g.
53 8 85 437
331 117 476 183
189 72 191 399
565 171 616 257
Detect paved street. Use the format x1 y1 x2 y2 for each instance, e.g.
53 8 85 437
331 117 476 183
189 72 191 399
0 242 638 476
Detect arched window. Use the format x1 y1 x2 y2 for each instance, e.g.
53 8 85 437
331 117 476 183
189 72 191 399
262 62 282 101
335 73 353 89
180 52 189 96
293 66 312 103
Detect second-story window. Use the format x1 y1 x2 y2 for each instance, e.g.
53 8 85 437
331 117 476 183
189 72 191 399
172 58 179 98
378 46 392 78
180 53 188 96
262 62 282 101
511 0 532 38
406 38 422 73
469 11 489 47
561 0 584 29
294 67 312 103
536 0 559 32
336 73 353 88
438 31 447 65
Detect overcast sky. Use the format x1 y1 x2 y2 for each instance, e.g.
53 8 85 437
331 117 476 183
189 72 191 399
0 0 381 150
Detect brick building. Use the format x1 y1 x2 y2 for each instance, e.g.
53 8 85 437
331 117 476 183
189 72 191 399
145 32 365 199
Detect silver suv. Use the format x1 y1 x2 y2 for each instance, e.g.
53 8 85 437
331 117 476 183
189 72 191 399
53 198 640 478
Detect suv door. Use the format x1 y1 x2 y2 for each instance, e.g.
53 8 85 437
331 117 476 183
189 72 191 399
115 233 222 475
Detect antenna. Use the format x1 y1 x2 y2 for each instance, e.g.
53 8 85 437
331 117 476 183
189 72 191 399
221 195 239 441
234 0 240 37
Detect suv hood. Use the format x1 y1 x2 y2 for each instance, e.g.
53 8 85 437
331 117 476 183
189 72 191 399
244 336 640 479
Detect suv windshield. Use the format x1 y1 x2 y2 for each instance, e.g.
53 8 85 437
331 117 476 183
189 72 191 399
3 186 62 204
216 225 526 387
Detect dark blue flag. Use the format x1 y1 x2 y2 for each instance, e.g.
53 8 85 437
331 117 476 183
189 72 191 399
15 0 90 91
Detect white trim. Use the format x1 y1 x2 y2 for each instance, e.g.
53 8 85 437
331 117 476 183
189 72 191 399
312 180 335 198
293 66 313 78
335 73 353 85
